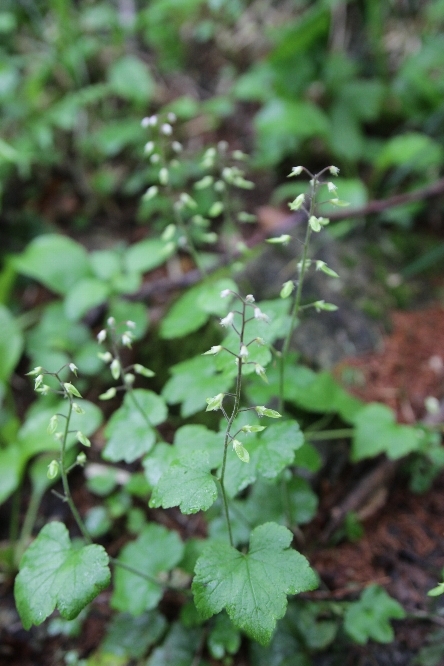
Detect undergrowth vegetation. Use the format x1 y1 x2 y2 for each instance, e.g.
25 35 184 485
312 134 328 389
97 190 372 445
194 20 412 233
1 1 444 665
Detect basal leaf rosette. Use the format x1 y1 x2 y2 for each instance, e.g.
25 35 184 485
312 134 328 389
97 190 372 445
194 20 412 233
192 522 318 645
14 522 110 629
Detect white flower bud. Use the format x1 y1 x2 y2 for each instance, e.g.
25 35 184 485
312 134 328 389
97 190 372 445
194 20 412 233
288 193 305 211
98 351 112 363
122 332 133 348
239 344 249 359
288 166 303 177
220 312 234 327
327 181 337 192
141 117 150 127
150 154 160 164
172 141 182 152
329 165 340 176
110 358 121 380
107 317 115 327
159 167 169 185
202 345 223 356
47 460 59 479
167 112 177 123
69 363 78 375
245 294 255 303
99 387 117 400
254 308 270 323
144 141 155 154
220 289 232 298
161 123 173 136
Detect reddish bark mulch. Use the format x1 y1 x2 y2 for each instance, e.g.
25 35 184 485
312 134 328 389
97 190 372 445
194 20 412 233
335 306 444 423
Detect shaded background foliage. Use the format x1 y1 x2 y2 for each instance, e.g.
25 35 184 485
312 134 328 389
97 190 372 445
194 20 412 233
2 0 444 249
1 1 444 665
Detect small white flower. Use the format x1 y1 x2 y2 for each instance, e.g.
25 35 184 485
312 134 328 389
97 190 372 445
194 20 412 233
220 289 231 298
327 181 337 192
148 115 158 126
141 117 150 128
288 193 305 210
172 141 182 152
245 294 255 303
161 123 173 135
144 141 155 154
143 184 158 200
107 317 115 326
122 332 133 347
150 154 160 164
69 363 78 375
159 167 169 185
126 320 136 329
220 312 234 327
97 329 107 343
167 112 177 123
254 308 270 323
202 345 223 356
239 344 249 359
288 166 303 177
329 165 340 176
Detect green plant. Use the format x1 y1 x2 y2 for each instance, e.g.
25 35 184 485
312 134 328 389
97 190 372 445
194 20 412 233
6 155 432 665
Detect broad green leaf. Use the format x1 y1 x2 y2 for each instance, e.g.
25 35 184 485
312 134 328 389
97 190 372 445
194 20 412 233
249 421 303 478
112 524 183 615
0 400 103 504
174 424 222 468
247 363 362 423
376 132 443 173
293 442 322 472
101 610 167 659
344 585 405 644
162 355 233 417
18 399 102 461
143 443 177 489
318 178 368 217
107 299 149 340
160 278 237 339
241 477 318 528
147 622 203 666
352 403 423 460
26 301 91 360
15 522 110 629
64 278 110 321
108 55 155 104
193 522 318 645
89 119 144 157
123 238 175 275
103 390 167 463
13 235 91 295
150 452 218 514
208 612 241 660
0 444 21 504
0 305 23 382
90 249 122 280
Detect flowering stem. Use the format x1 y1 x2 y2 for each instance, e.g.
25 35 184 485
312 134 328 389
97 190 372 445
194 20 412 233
219 300 247 547
278 176 318 413
56 384 92 544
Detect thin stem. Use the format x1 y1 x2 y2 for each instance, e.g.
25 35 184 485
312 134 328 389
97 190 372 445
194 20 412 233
56 385 92 544
278 177 318 413
109 557 192 596
15 486 45 567
219 301 248 547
